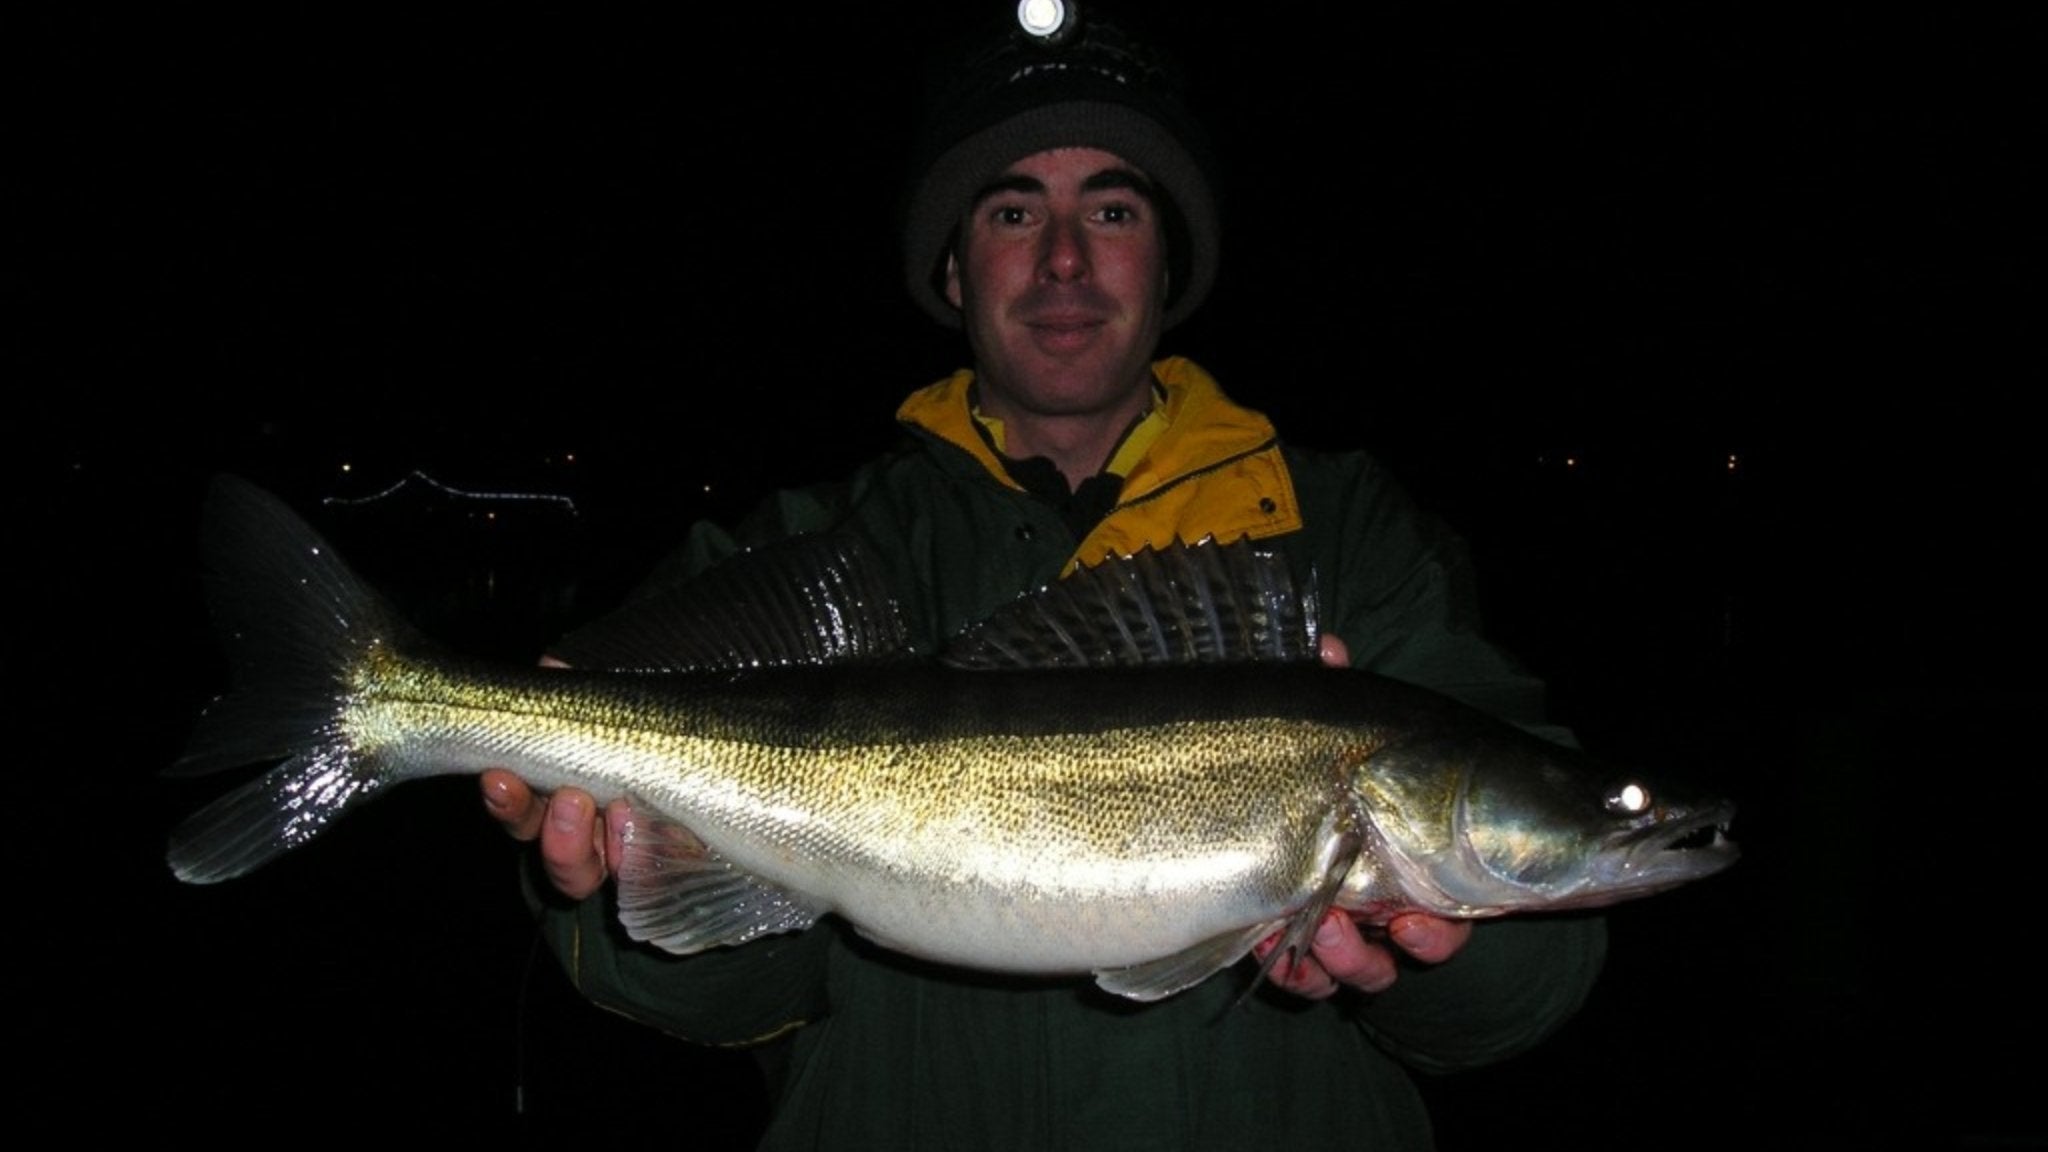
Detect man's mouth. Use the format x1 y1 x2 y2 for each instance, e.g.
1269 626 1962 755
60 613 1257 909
1023 313 1107 350
1019 309 1105 340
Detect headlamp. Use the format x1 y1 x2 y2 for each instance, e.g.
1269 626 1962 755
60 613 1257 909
1016 0 1079 46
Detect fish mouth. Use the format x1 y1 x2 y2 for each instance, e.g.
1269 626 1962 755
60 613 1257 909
1627 799 1738 855
1646 803 1739 854
1576 800 1741 907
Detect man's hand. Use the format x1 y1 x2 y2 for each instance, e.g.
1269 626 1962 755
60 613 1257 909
1253 910 1474 999
482 771 631 900
1250 633 1475 999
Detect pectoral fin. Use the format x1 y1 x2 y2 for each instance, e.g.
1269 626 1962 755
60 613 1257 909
613 811 827 953
1235 809 1367 998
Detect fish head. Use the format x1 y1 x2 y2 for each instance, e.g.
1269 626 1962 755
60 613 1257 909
1456 750 1739 911
1352 732 1740 917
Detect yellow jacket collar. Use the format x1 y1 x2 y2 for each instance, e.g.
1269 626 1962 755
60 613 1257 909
897 359 1271 490
897 357 1303 564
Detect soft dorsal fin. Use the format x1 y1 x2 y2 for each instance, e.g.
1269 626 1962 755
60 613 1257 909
553 532 909 673
942 536 1321 671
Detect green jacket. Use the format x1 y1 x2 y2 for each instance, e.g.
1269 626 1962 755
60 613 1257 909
542 358 1606 1151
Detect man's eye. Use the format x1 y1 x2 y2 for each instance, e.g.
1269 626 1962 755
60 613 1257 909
991 205 1029 226
1097 203 1140 224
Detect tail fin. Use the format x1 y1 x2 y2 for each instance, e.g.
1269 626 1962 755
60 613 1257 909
166 475 421 883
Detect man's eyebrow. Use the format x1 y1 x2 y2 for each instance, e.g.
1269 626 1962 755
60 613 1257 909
969 174 1046 210
1081 167 1157 200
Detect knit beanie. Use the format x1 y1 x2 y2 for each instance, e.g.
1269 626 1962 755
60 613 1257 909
899 9 1221 329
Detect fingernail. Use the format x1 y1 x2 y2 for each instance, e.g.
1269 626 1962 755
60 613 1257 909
1314 919 1345 949
1389 917 1427 952
550 792 586 831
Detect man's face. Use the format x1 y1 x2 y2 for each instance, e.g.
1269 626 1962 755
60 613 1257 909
945 147 1168 425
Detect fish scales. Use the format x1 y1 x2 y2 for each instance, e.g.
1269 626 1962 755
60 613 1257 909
347 651 1376 972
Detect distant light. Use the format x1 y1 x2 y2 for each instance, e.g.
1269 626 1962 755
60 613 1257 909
320 469 579 517
340 462 352 473
1726 454 1739 473
1565 456 1579 470
1018 0 1075 43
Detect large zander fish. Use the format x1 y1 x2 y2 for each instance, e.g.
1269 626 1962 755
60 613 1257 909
167 475 1737 1002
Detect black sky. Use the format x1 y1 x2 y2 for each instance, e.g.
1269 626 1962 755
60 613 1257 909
12 3 2037 1145
23 5 2027 485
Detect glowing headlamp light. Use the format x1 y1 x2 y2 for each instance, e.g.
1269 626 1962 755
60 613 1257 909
1017 0 1079 45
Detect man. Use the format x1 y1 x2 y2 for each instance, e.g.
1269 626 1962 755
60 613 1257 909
483 12 1604 1148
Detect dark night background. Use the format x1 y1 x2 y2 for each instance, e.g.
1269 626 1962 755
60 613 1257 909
11 3 2036 1146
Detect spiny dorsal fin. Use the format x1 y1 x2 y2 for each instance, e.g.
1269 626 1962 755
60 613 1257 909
942 536 1320 671
554 532 908 673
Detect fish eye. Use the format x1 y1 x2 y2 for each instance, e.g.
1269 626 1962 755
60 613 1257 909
1605 781 1651 815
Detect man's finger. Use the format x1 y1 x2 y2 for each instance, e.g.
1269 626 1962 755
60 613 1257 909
540 788 608 900
1386 913 1473 964
481 769 544 841
1318 634 1351 669
1252 936 1339 1000
1308 912 1398 994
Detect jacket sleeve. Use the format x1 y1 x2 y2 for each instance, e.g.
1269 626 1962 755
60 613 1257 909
1355 912 1607 1073
1283 446 1608 1068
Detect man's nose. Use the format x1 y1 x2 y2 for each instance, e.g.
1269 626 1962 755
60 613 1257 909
1037 213 1090 282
